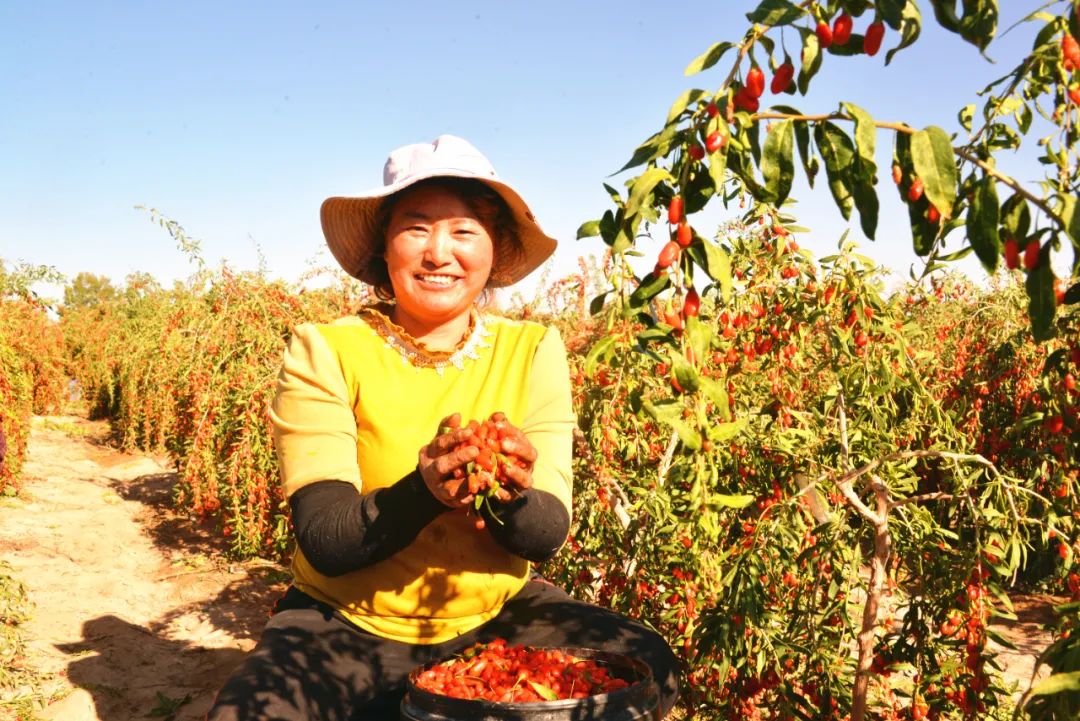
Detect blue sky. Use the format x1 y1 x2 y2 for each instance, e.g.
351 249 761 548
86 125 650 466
0 1 1055 301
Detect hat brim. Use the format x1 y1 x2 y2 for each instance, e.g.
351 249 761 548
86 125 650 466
321 169 557 288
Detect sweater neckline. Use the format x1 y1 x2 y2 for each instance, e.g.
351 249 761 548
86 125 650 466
359 304 491 374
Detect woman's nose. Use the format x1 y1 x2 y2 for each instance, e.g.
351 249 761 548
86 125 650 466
423 224 453 265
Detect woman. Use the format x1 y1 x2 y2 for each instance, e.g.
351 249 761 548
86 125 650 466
207 135 679 720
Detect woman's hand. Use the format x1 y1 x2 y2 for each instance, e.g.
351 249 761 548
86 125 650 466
490 418 537 502
418 413 480 508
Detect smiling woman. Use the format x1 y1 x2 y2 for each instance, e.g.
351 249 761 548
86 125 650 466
205 135 679 721
374 179 514 348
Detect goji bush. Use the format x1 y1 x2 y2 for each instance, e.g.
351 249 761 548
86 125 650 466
0 262 66 494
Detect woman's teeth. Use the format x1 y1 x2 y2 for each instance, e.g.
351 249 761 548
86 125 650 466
417 274 456 286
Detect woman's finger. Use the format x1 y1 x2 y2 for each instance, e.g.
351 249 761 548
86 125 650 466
435 443 478 477
501 463 533 491
501 436 537 464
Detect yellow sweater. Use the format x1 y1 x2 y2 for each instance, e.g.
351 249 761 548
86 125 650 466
270 306 574 643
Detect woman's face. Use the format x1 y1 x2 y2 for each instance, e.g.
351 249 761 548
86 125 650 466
383 185 495 335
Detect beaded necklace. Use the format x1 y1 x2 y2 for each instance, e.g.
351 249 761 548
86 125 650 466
359 304 492 375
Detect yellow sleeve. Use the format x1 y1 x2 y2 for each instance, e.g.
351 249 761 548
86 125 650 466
522 326 575 511
270 323 362 497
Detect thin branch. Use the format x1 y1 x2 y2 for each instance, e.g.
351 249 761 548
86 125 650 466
658 430 679 487
837 391 851 470
888 491 956 509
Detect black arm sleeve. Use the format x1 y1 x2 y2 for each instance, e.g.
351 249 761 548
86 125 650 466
288 471 448 577
480 488 570 563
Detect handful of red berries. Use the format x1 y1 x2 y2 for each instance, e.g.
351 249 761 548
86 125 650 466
444 412 529 528
413 638 631 702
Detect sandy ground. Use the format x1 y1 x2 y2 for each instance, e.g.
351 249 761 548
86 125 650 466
0 415 1063 720
0 417 286 721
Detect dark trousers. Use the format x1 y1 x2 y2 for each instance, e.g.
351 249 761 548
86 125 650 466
207 579 679 720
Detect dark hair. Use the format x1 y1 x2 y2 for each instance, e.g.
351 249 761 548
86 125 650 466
365 177 523 301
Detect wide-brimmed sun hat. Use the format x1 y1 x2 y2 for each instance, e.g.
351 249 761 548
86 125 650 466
320 135 558 288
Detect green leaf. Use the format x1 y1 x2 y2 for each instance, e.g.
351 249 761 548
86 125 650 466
685 316 713 370
667 89 708 126
684 41 735 76
643 400 701 450
683 165 717 215
814 122 855 221
708 418 748 442
958 104 975 132
928 0 961 32
1030 671 1080 696
1060 194 1080 251
844 103 879 240
798 31 822 95
528 681 560 701
698 241 733 302
617 126 681 174
746 0 806 25
907 196 937 257
598 210 617 245
958 0 998 52
699 377 732 421
706 115 730 193
967 174 1001 272
1000 193 1031 243
669 350 701 394
762 119 795 206
713 492 756 509
576 219 600 240
910 126 958 219
885 3 922 66
629 271 671 309
791 115 814 188
878 0 905 28
625 167 674 218
844 103 876 173
1026 251 1057 342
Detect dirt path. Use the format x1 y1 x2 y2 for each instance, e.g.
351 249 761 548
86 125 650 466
0 416 286 721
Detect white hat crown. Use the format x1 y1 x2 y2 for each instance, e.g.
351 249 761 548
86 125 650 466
383 135 499 187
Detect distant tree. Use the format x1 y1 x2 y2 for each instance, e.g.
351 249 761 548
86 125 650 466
122 271 161 300
62 272 117 311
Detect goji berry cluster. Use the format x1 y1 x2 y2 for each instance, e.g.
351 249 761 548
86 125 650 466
447 413 529 528
413 639 631 702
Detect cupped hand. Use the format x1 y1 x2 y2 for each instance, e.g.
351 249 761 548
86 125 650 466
418 413 480 508
488 416 537 502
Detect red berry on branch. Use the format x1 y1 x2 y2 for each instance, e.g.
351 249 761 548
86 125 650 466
1003 238 1019 270
657 241 681 269
1063 34 1080 68
907 177 924 202
833 13 853 46
927 204 940 224
734 86 760 113
705 131 725 153
816 21 833 48
1023 239 1040 270
668 196 683 225
863 21 885 56
683 288 700 318
705 101 719 117
891 164 902 185
771 62 795 94
746 66 765 98
688 143 705 161
676 222 693 248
